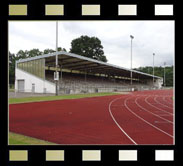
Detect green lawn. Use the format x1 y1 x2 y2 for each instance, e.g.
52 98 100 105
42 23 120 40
9 132 56 145
9 92 118 104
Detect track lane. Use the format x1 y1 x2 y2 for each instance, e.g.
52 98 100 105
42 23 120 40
163 96 174 105
108 97 137 145
125 96 173 136
135 96 173 124
9 89 174 145
145 96 173 115
154 96 173 109
9 95 134 144
110 95 173 144
137 96 173 122
150 96 173 113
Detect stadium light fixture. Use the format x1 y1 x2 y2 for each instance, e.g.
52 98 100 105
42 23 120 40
130 35 134 39
130 35 134 85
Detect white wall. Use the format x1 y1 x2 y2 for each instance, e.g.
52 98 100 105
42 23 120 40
155 78 163 89
146 78 163 89
15 68 55 93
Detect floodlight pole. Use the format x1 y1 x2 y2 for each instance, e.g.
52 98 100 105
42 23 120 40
164 62 166 87
130 35 134 86
15 61 17 97
55 21 58 96
153 53 155 87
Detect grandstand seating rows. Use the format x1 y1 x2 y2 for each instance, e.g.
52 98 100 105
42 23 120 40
45 70 152 94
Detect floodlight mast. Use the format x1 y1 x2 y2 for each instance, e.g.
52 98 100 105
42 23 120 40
55 21 58 96
130 35 134 86
153 53 155 87
164 62 166 87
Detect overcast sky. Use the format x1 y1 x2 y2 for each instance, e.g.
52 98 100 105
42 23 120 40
9 21 174 69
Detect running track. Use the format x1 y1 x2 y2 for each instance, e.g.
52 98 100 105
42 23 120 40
9 89 174 145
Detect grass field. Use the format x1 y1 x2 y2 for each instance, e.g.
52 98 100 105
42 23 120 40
9 92 118 104
9 132 56 145
9 92 119 145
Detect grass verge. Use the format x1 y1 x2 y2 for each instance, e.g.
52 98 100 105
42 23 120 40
9 132 56 145
9 92 118 104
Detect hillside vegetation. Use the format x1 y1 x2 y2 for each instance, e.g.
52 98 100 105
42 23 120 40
134 66 174 87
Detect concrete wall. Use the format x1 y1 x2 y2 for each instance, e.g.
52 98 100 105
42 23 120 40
155 78 163 89
15 68 55 93
146 78 163 89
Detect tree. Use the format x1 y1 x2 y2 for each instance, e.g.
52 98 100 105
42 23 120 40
58 47 67 52
9 52 18 85
16 49 43 58
16 50 28 59
43 49 55 54
28 49 42 57
43 47 67 54
70 35 107 62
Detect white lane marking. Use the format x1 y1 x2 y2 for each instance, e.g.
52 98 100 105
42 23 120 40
154 121 171 124
154 96 173 109
124 96 173 138
130 95 171 97
108 97 137 145
145 96 173 115
163 96 173 105
135 96 173 124
158 114 172 117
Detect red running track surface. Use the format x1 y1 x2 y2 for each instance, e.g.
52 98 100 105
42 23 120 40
9 89 174 145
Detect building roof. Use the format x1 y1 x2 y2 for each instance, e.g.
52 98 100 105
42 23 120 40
17 51 162 79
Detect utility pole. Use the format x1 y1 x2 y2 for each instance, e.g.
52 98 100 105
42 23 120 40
130 35 134 86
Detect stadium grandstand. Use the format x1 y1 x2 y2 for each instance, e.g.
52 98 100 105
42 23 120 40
15 51 163 94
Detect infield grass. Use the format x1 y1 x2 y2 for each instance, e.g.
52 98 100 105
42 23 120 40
9 132 56 145
9 92 118 104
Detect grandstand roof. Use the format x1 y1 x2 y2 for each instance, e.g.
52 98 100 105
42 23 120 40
17 51 162 79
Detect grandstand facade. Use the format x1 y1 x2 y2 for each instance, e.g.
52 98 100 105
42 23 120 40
15 51 163 94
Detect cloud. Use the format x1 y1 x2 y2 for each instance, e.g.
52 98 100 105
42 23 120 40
9 21 174 68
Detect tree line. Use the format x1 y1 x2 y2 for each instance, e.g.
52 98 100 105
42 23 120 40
134 66 174 87
9 35 173 87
